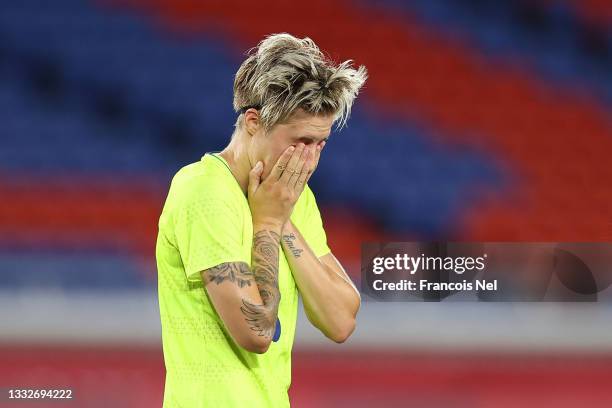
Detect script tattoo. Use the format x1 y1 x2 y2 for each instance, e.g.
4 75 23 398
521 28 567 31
282 233 303 258
241 229 281 338
204 262 253 288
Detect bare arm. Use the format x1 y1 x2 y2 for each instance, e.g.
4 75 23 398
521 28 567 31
202 226 281 354
281 221 360 343
200 143 312 353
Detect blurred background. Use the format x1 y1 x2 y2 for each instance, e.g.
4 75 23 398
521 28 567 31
0 0 611 406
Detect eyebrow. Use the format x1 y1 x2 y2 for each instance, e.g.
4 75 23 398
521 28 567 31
297 135 329 142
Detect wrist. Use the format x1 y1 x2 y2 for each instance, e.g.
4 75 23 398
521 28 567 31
281 219 294 234
253 220 284 234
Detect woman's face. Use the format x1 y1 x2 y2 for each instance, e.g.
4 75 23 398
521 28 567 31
248 109 332 180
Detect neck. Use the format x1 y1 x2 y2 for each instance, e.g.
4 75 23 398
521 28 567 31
218 133 251 195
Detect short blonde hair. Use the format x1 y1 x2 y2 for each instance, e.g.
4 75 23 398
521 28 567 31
233 33 367 131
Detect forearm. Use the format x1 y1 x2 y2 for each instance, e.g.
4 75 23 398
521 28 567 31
243 224 282 340
203 143 315 353
200 223 282 354
281 222 359 342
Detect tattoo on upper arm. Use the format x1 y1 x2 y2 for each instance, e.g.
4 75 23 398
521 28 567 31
204 262 253 288
282 233 303 258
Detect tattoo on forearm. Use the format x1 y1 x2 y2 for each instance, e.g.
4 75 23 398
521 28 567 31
251 230 280 303
204 262 253 287
240 299 275 338
282 233 303 258
241 229 281 338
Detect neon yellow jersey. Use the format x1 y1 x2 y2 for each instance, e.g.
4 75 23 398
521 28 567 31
156 153 330 407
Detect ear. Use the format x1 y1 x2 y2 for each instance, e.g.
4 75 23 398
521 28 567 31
244 108 260 136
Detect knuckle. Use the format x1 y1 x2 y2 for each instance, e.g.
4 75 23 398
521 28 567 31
280 189 291 200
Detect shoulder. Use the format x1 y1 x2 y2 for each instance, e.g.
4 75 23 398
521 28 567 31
171 159 221 192
295 182 312 204
292 184 318 219
165 158 240 216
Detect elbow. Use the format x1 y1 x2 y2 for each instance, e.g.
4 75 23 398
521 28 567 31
238 335 272 354
327 317 356 344
248 342 272 354
329 296 360 343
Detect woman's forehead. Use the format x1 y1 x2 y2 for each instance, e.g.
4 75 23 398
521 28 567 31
285 111 333 133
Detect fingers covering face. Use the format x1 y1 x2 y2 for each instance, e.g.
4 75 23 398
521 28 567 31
279 143 304 184
268 143 318 189
295 146 316 189
270 146 295 181
288 147 311 187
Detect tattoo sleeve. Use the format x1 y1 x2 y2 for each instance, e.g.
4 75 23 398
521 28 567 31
204 262 254 288
202 230 281 340
240 229 281 339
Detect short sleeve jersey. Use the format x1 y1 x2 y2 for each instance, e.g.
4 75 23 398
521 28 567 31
156 153 330 407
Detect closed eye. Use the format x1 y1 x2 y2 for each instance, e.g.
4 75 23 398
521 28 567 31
297 137 315 145
296 136 329 145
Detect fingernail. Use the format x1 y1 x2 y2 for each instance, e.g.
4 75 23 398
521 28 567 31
288 146 295 152
255 161 262 170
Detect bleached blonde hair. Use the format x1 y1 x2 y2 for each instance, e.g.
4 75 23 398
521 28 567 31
233 33 367 132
